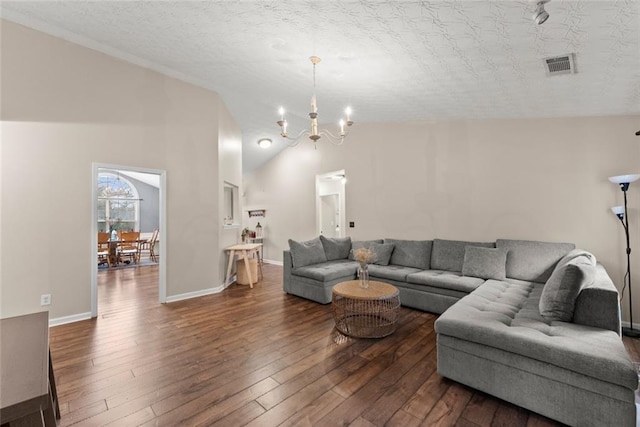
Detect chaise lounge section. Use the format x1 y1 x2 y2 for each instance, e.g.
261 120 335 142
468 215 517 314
282 235 638 426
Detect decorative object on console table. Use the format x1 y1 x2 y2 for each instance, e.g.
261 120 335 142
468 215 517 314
241 227 250 243
353 247 374 289
609 173 640 337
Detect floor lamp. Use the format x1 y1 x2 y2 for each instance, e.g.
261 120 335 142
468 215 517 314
610 174 640 338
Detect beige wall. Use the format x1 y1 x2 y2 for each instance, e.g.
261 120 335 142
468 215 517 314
0 20 239 319
218 101 243 284
245 116 640 323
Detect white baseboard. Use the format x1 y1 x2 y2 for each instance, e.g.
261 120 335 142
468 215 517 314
48 270 276 327
263 259 283 266
223 274 237 289
50 312 92 327
48 283 232 326
165 285 225 303
621 320 639 329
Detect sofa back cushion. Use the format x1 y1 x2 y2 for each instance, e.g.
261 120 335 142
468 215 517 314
539 258 596 321
351 240 394 265
497 239 575 283
384 239 432 270
320 235 352 261
462 246 508 280
288 237 327 268
431 239 495 272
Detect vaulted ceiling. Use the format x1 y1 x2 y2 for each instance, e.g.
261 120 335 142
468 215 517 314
2 1 639 172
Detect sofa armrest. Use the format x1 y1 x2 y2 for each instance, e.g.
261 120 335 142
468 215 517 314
573 263 621 335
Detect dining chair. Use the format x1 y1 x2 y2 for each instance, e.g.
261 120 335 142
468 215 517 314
97 232 111 267
139 229 159 263
119 231 141 264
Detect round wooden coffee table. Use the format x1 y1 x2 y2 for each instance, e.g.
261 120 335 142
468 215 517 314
331 280 401 338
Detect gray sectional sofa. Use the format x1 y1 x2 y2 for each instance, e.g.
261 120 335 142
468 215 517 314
283 236 638 426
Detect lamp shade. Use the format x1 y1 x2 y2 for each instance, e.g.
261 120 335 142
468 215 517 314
609 174 640 185
611 206 625 217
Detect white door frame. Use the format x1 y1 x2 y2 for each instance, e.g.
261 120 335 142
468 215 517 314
91 162 167 317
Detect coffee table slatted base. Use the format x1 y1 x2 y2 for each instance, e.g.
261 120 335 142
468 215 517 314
332 281 400 338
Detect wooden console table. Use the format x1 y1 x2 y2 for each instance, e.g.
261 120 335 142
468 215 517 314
224 243 263 288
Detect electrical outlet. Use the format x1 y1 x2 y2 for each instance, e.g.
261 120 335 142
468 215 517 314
40 294 51 306
349 221 355 228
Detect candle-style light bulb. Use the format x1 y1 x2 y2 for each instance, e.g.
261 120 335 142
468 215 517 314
339 119 345 134
279 106 285 121
345 106 352 123
311 96 317 113
283 120 288 134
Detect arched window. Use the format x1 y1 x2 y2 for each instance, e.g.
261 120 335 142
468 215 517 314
97 172 140 232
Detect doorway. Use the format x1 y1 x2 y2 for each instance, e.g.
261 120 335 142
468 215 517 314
320 194 340 237
316 170 346 238
91 163 167 317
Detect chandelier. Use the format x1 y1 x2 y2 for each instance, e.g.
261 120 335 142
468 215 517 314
277 56 353 147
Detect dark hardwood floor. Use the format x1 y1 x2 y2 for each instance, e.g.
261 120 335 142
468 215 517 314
49 264 640 426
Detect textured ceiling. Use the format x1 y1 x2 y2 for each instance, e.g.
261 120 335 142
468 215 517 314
2 1 639 172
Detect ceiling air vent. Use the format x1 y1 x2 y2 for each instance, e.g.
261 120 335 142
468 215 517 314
543 54 576 76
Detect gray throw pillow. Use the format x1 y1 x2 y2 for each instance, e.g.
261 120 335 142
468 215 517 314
554 249 596 270
320 235 352 261
431 239 495 272
288 237 327 268
349 240 384 260
462 246 508 280
349 241 394 265
539 259 595 322
371 243 395 266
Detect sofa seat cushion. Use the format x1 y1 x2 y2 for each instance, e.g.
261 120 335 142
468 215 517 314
496 239 575 283
435 280 637 390
292 260 358 282
407 270 485 294
368 264 422 282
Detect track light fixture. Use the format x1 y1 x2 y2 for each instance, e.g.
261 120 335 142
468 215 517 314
533 0 551 25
